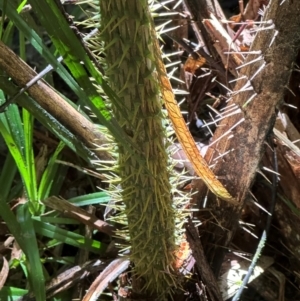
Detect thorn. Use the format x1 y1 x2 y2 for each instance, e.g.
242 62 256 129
209 117 245 147
159 24 180 35
197 70 212 78
204 108 242 126
220 103 237 111
214 80 233 93
282 102 297 109
221 104 240 114
256 170 272 184
241 226 259 239
250 23 275 33
249 62 266 81
229 75 247 83
269 30 278 47
262 166 281 177
220 20 272 25
207 104 222 117
235 56 264 70
284 85 296 97
243 92 257 107
213 148 234 161
165 61 182 68
178 98 187 106
248 191 272 216
292 139 300 144
231 80 254 96
162 50 185 58
223 51 262 55
173 0 183 9
264 140 273 151
203 118 214 136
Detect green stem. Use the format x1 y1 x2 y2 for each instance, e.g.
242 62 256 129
99 0 177 297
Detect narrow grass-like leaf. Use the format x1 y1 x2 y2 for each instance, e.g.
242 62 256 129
33 219 106 254
0 118 27 182
1 0 94 109
0 286 28 301
16 203 46 301
0 152 17 199
35 216 79 225
26 0 110 119
23 108 38 211
0 1 154 173
0 152 28 255
25 0 143 153
0 102 25 159
1 0 26 46
68 191 110 206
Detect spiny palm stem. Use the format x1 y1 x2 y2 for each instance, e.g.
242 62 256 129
99 0 178 297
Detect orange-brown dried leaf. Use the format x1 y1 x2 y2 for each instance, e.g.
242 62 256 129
153 35 236 204
229 13 242 29
184 55 206 75
240 45 250 52
173 239 191 270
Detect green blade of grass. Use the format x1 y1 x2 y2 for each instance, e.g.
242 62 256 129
0 113 27 184
0 152 17 199
0 90 40 213
33 219 106 254
16 203 46 301
25 0 141 152
68 191 110 206
1 0 19 44
0 91 38 210
1 0 95 110
0 1 155 173
0 152 28 253
23 108 38 211
0 101 25 160
0 287 28 301
35 216 80 225
10 0 110 121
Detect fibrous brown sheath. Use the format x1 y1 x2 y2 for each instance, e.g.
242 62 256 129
194 0 300 276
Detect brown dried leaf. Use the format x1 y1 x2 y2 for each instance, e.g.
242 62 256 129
82 258 130 301
184 55 206 75
203 14 243 75
154 27 237 204
285 151 300 179
42 196 116 236
229 13 242 29
0 255 9 289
